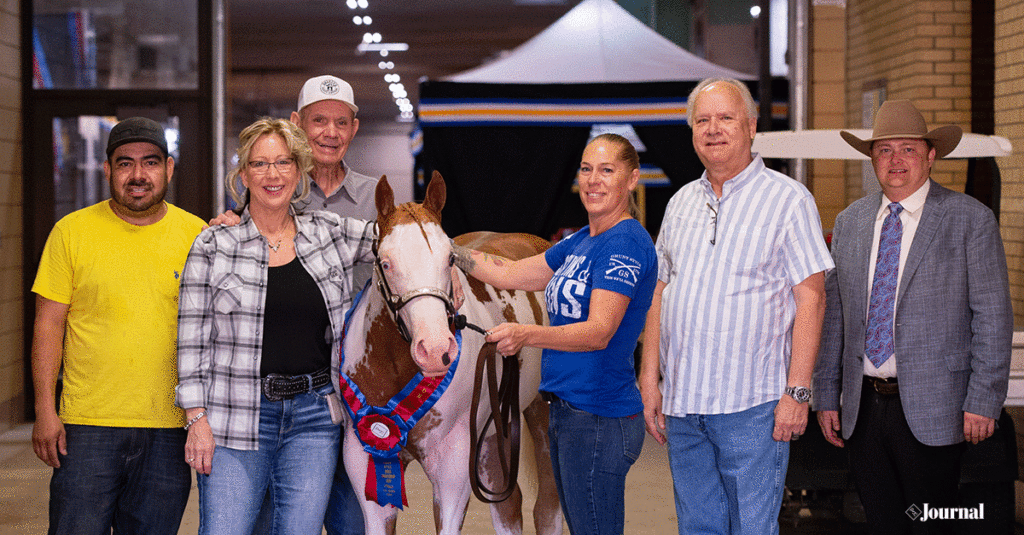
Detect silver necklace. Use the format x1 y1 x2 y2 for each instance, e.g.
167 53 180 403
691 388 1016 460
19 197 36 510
267 238 283 252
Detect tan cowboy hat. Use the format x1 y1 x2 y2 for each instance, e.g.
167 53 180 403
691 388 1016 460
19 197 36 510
840 99 963 158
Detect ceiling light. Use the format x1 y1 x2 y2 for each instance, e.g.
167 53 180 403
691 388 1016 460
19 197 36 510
372 33 382 43
357 0 368 7
750 5 761 17
356 43 408 54
363 32 373 43
353 16 362 24
346 0 357 8
362 16 372 24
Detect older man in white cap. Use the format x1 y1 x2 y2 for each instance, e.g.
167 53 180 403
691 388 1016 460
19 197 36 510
814 99 1012 534
289 75 378 221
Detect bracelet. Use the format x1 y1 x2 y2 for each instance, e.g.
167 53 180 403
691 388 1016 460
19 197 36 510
183 410 207 431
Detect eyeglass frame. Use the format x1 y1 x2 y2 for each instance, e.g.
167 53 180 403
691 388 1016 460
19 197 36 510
247 158 297 175
706 202 719 245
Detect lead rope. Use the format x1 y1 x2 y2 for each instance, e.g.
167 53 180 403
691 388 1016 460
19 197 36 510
455 314 522 504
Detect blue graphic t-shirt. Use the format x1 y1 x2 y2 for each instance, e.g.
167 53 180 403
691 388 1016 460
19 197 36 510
541 218 657 417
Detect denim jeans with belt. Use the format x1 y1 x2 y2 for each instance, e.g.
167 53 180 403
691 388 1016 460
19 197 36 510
198 383 340 535
665 400 789 535
547 395 645 535
49 424 191 535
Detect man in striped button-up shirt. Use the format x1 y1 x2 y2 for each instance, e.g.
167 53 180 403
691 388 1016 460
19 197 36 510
640 78 833 535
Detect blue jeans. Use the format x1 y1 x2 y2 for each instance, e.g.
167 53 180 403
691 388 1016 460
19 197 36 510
49 424 190 535
547 396 644 535
198 384 339 535
323 450 366 535
665 400 789 535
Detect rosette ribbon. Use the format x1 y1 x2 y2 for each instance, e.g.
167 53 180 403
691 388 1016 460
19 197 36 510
338 286 462 509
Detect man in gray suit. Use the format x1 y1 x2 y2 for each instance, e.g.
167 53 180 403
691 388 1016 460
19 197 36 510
814 99 1012 534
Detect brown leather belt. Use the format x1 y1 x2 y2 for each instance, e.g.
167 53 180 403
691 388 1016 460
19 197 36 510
261 367 331 401
864 376 899 396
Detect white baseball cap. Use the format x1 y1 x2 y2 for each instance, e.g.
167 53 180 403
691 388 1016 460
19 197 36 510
296 75 359 114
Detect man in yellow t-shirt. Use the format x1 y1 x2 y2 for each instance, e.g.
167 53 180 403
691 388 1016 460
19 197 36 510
31 117 205 535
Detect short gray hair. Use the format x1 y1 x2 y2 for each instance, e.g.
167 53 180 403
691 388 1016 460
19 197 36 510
686 78 757 126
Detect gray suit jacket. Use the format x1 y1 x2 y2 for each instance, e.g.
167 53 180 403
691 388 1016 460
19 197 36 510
814 180 1012 446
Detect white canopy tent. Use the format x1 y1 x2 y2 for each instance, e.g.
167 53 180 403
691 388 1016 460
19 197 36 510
445 0 753 84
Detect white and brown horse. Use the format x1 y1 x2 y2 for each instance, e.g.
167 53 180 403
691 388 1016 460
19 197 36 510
338 174 562 534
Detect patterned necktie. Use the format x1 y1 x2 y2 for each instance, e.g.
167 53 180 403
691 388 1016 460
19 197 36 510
865 202 903 368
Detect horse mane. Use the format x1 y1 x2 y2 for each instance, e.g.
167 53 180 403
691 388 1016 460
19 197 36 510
378 202 441 252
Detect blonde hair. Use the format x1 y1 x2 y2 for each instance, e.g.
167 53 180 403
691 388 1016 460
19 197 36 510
226 117 314 208
585 133 642 218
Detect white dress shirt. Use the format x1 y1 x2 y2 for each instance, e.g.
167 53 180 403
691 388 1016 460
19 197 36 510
863 179 930 378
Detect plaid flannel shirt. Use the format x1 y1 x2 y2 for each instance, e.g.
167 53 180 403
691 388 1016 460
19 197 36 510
175 208 374 450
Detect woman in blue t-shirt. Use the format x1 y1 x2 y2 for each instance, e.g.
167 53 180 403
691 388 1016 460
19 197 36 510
453 133 657 535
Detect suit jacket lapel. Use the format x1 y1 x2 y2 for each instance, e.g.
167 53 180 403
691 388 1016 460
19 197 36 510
897 179 947 305
852 194 882 321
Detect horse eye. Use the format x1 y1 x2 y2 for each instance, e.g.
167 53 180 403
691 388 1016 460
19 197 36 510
381 261 391 271
448 253 455 267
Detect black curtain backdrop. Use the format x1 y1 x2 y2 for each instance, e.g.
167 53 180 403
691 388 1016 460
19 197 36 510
417 79 787 240
420 125 592 240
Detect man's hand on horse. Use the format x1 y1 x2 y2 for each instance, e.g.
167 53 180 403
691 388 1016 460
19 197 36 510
485 322 528 356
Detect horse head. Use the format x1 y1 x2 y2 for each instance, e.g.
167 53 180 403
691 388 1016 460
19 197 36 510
373 172 459 377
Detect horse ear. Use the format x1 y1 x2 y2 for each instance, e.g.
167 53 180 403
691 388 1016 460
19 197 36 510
423 171 446 219
375 175 395 221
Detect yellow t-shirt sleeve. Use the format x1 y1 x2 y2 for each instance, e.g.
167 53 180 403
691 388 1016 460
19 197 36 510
32 220 74 305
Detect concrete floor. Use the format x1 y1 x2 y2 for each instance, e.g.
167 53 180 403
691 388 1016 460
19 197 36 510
0 422 969 535
0 424 680 534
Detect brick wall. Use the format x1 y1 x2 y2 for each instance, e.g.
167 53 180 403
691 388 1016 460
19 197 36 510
0 0 23 430
845 0 971 200
809 3 848 230
995 0 1024 325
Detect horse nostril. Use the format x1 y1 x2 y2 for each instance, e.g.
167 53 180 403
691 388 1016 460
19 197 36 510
442 354 451 366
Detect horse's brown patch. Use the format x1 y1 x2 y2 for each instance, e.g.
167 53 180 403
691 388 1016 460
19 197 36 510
350 305 422 407
501 303 517 323
464 275 494 304
404 410 441 461
525 292 544 328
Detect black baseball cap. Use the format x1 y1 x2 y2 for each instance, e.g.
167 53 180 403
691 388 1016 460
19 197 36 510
106 117 168 158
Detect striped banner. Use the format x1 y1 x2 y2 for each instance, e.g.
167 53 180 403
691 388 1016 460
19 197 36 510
418 98 689 126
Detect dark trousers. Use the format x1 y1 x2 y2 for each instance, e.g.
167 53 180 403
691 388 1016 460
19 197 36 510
49 425 191 535
847 378 964 535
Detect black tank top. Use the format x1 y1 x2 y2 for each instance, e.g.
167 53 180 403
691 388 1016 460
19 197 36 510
260 257 331 377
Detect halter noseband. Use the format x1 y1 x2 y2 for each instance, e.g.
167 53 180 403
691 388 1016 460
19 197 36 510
372 238 458 347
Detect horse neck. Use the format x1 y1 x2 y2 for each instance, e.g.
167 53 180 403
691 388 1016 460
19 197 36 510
346 272 424 406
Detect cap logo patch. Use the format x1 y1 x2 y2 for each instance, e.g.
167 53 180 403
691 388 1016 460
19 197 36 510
320 79 340 95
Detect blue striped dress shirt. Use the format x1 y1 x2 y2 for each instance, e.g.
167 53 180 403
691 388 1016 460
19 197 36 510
655 155 833 416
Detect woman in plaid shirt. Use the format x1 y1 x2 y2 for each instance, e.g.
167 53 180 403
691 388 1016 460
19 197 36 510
175 118 375 535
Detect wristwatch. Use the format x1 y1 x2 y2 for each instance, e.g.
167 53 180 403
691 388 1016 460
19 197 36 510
784 386 812 404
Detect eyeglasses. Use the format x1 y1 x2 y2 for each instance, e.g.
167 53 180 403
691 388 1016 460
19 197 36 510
248 158 296 175
706 202 718 245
